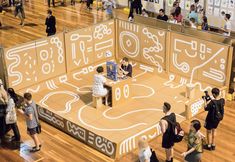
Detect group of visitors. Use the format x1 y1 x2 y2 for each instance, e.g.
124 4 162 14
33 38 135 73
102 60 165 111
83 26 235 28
137 87 225 162
0 79 41 153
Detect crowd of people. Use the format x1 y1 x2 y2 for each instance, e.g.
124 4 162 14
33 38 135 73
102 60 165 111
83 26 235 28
127 0 232 37
91 58 225 162
0 79 41 152
137 88 225 162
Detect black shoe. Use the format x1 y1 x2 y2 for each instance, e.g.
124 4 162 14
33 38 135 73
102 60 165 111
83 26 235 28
32 144 42 149
30 147 41 152
211 145 216 150
204 145 212 151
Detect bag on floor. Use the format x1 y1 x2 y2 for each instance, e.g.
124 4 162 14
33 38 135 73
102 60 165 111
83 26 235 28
5 98 17 124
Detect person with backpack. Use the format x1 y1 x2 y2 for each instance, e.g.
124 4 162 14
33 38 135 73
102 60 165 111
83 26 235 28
6 88 21 143
181 120 205 162
160 102 176 162
203 88 225 151
18 93 41 152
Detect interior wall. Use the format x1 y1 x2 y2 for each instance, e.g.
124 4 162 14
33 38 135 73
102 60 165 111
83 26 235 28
4 33 66 91
116 19 232 89
64 19 115 73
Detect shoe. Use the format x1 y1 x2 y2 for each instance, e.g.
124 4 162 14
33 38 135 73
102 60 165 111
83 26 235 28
32 144 42 149
211 145 216 150
30 147 41 152
204 145 212 151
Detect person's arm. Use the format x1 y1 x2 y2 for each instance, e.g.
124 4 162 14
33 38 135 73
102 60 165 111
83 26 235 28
204 99 212 111
181 147 195 157
160 119 167 134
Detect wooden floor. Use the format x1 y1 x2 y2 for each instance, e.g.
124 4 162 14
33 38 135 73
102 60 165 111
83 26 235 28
1 1 235 162
0 0 107 48
0 101 234 162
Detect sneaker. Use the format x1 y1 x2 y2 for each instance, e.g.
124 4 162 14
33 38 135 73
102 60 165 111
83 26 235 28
204 145 212 151
211 145 216 150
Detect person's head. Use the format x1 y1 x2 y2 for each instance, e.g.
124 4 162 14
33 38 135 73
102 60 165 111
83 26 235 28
173 1 179 7
47 9 52 16
190 4 195 12
225 14 231 21
138 136 149 150
7 88 18 103
211 87 220 98
23 92 32 104
202 16 207 23
159 9 165 16
175 7 181 16
170 13 175 20
221 11 225 17
122 57 129 66
96 66 104 74
194 0 199 3
163 102 171 113
190 120 201 132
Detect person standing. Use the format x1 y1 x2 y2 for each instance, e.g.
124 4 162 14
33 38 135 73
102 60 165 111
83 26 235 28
0 79 8 143
160 102 176 162
181 120 204 162
14 0 25 26
203 88 225 151
47 0 55 7
174 7 183 24
45 9 56 36
6 88 21 143
157 9 168 21
221 14 232 37
18 93 41 152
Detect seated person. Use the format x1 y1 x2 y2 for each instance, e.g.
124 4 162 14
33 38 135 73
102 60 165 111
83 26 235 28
119 57 132 77
92 66 108 105
157 9 168 21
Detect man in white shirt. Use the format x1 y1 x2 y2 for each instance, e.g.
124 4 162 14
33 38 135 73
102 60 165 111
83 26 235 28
221 14 232 37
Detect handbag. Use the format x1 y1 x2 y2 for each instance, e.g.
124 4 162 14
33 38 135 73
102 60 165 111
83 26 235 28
32 104 41 134
5 98 17 124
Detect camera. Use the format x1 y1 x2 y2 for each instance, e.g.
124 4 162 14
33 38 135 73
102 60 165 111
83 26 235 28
202 91 211 102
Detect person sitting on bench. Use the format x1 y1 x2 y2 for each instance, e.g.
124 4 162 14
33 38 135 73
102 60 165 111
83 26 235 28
92 66 108 105
119 57 132 77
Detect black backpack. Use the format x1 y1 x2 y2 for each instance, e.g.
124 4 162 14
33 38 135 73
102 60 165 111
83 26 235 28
164 117 184 143
211 100 224 121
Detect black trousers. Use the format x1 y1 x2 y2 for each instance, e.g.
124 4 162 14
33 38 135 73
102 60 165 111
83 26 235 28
48 0 55 7
8 123 21 141
9 0 15 6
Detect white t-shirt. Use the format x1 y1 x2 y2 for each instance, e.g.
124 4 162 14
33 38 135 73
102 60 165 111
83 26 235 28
93 74 108 96
168 19 177 24
224 20 232 36
138 146 152 162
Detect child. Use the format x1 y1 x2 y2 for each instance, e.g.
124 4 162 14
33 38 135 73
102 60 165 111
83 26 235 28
141 9 148 17
168 13 177 24
190 18 197 29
